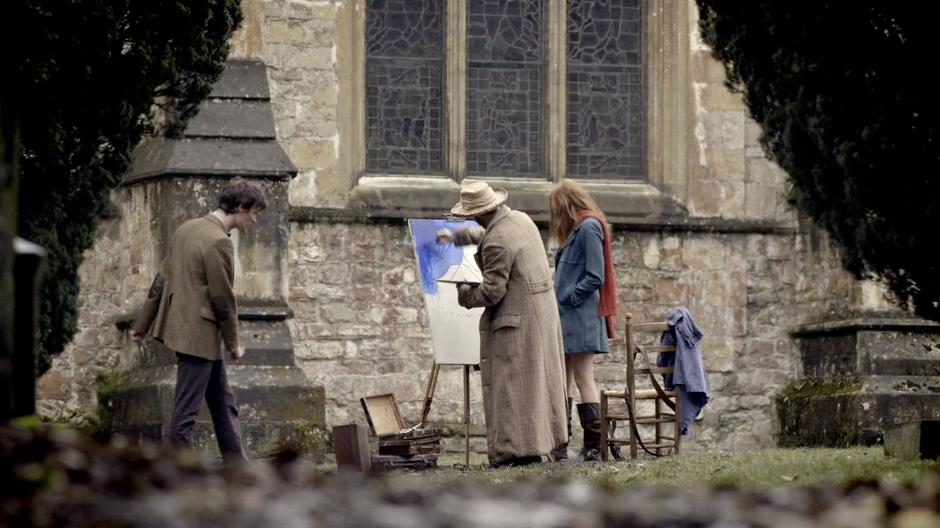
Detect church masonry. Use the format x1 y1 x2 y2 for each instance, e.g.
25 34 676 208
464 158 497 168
35 0 940 455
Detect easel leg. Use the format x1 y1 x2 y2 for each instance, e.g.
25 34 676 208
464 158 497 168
419 361 471 465
464 364 471 466
419 361 440 428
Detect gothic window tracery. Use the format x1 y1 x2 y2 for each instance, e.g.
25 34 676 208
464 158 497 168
366 0 444 173
567 0 644 179
365 0 645 181
467 0 544 176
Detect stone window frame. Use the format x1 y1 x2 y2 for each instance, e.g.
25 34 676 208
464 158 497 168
337 0 691 221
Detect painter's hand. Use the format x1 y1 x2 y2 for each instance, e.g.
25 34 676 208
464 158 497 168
435 228 454 244
457 283 473 308
130 330 145 345
231 346 246 362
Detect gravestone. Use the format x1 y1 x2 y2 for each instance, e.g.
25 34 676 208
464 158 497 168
883 420 940 460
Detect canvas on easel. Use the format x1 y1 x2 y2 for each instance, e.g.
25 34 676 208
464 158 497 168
408 218 483 366
408 218 483 465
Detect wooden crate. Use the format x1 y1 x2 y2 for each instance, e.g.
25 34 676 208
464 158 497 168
332 423 370 472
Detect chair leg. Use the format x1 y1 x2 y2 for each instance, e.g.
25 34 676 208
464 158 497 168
654 398 662 456
600 396 609 461
674 390 681 455
628 397 638 459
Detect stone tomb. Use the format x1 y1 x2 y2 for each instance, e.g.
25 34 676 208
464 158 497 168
778 316 940 447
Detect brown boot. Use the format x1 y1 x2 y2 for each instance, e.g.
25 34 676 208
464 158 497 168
576 402 602 462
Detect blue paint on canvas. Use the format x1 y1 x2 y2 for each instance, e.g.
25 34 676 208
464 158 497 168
409 219 479 294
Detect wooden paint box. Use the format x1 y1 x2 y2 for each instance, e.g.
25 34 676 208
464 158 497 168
360 393 442 468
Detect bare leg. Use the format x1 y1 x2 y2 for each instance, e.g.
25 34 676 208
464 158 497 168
570 352 602 461
569 351 599 403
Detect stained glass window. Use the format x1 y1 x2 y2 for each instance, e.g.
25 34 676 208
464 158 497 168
567 0 645 179
366 0 444 173
467 0 543 176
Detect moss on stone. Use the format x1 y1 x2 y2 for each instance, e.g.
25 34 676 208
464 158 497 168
776 376 863 400
287 421 332 453
10 414 44 430
84 372 127 441
96 372 126 403
775 377 866 448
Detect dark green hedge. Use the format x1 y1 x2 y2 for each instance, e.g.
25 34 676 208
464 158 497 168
697 1 939 322
12 0 242 374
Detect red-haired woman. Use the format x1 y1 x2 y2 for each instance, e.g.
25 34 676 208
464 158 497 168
548 179 618 462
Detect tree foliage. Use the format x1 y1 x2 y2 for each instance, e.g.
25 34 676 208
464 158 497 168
696 1 940 321
11 0 242 374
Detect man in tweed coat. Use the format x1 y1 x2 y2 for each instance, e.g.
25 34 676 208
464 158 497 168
131 180 267 462
440 181 568 467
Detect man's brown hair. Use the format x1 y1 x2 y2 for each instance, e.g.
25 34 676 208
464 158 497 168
218 179 268 213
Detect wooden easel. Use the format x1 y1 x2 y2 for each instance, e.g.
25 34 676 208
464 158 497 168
418 360 473 465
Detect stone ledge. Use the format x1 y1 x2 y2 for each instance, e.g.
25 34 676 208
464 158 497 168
327 175 796 233
791 315 940 337
291 204 795 234
239 300 293 321
113 301 293 333
790 315 940 378
347 175 689 221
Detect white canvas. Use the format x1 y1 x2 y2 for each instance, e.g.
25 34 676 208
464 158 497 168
408 218 484 365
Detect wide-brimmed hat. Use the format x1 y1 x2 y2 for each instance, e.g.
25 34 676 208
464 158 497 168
450 181 508 217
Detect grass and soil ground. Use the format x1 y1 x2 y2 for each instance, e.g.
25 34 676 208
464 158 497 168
6 423 940 526
415 447 940 490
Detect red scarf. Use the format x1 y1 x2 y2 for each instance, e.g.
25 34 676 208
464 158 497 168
576 211 618 339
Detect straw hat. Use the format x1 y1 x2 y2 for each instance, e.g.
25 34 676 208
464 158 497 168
450 181 508 217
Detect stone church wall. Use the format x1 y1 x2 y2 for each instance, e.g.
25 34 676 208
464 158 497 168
286 218 858 450
38 0 873 451
36 185 164 423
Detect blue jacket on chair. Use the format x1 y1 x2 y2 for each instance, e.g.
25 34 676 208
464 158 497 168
658 306 709 436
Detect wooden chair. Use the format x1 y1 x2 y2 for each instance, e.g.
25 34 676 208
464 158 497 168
600 313 681 460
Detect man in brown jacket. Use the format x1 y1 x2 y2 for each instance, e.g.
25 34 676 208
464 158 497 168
131 179 267 461
440 181 568 467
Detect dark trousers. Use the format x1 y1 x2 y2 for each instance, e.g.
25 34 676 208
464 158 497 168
170 352 246 461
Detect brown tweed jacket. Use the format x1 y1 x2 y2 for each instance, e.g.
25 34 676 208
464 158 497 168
132 214 239 360
456 206 568 464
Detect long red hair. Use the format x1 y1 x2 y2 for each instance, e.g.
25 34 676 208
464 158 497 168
549 179 606 244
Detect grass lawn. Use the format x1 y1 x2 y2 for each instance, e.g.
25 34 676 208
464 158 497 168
388 447 940 490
